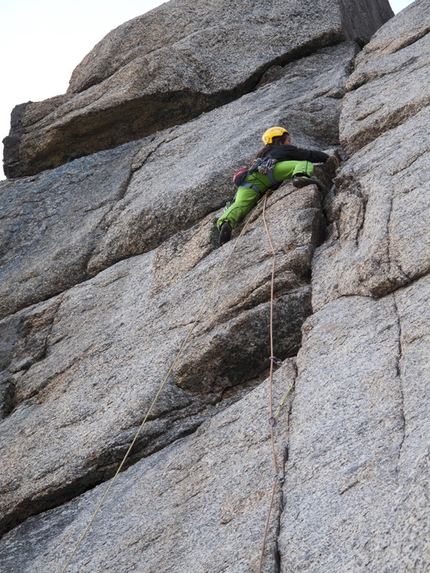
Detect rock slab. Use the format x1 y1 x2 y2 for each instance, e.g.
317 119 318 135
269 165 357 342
0 362 296 573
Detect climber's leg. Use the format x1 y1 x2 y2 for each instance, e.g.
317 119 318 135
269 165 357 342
217 186 260 231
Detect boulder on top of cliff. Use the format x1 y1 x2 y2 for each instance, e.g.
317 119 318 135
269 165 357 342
2 0 393 178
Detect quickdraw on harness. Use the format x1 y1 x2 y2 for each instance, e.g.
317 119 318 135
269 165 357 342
232 157 280 196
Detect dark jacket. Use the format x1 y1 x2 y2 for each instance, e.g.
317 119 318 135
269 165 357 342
266 144 329 164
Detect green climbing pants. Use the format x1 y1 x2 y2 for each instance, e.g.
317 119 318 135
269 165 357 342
217 160 313 230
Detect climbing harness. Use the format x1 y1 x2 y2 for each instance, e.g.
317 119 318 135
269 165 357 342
232 157 279 196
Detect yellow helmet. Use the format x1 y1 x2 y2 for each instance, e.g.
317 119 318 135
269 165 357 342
262 126 289 145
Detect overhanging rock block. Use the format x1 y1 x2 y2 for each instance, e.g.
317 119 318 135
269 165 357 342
2 0 393 178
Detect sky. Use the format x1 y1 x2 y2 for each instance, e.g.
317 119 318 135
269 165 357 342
0 0 415 179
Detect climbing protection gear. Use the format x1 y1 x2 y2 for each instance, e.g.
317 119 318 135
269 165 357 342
261 126 289 145
219 221 232 246
233 157 278 188
233 157 279 193
292 173 328 194
252 156 278 177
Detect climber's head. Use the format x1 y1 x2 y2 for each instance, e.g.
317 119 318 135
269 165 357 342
261 126 290 146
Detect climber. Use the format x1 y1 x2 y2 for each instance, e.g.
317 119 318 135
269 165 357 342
217 126 339 246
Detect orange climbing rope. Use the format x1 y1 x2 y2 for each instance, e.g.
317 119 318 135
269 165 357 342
60 208 258 573
257 194 280 573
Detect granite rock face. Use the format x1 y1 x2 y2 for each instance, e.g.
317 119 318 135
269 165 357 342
0 362 296 573
279 1 430 568
2 0 392 178
0 179 321 536
313 0 430 310
279 282 430 572
0 141 141 320
0 42 354 320
340 0 430 155
2 1 429 572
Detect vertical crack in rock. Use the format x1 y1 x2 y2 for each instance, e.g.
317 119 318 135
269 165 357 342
387 191 413 291
251 361 298 573
274 360 297 573
115 165 134 202
39 297 64 356
355 186 367 248
392 293 406 460
5 295 64 413
386 191 396 289
0 374 15 421
89 129 214 277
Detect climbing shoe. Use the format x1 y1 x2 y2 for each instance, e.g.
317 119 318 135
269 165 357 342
219 222 232 246
292 174 328 194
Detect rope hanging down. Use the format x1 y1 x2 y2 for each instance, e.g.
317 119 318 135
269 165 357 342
257 193 289 573
60 205 261 573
